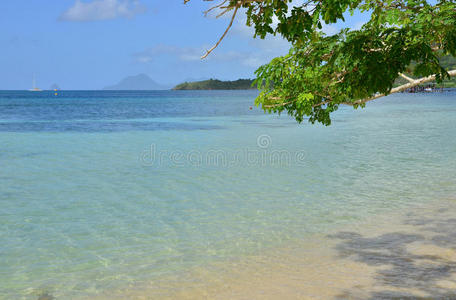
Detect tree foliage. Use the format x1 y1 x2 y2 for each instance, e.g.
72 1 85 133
186 0 456 125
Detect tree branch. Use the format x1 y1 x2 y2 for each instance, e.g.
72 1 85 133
263 70 456 109
347 69 456 106
201 4 239 59
399 73 415 83
204 0 228 16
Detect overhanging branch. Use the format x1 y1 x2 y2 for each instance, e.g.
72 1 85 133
263 70 456 109
347 69 456 106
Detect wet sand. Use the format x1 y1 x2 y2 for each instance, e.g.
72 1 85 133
91 197 456 300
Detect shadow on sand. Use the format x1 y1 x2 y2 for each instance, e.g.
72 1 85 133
329 211 456 299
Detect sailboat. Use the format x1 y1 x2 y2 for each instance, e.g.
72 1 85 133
29 74 42 92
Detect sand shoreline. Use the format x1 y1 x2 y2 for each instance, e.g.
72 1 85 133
84 197 456 299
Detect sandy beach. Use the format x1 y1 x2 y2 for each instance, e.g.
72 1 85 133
88 197 456 299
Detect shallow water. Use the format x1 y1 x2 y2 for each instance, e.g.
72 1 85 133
1 90 456 299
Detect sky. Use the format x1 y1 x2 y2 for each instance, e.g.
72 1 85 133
0 0 368 90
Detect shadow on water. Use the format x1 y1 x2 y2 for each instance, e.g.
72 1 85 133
37 291 55 300
330 211 456 299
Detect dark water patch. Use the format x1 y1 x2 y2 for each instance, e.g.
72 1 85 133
0 90 262 123
23 152 49 158
0 191 15 200
234 119 298 127
0 121 224 132
262 123 298 128
189 118 212 122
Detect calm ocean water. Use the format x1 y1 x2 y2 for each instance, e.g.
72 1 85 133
1 90 456 299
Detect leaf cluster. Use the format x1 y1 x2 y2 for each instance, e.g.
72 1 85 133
241 0 456 124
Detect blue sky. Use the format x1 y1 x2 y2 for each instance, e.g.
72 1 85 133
0 0 368 90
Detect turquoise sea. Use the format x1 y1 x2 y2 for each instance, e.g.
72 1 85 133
1 90 456 299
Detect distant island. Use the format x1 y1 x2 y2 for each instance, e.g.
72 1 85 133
173 79 256 90
50 84 61 90
104 74 169 90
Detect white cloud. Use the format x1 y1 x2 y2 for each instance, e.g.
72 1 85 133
59 0 146 22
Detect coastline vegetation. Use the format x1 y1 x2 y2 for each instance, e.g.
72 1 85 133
173 79 256 90
174 56 456 91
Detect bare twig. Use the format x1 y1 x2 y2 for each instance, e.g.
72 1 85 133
201 4 239 59
204 1 227 15
399 73 415 83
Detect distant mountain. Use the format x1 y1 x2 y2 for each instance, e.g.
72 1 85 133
103 74 169 90
173 79 256 90
50 84 60 90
